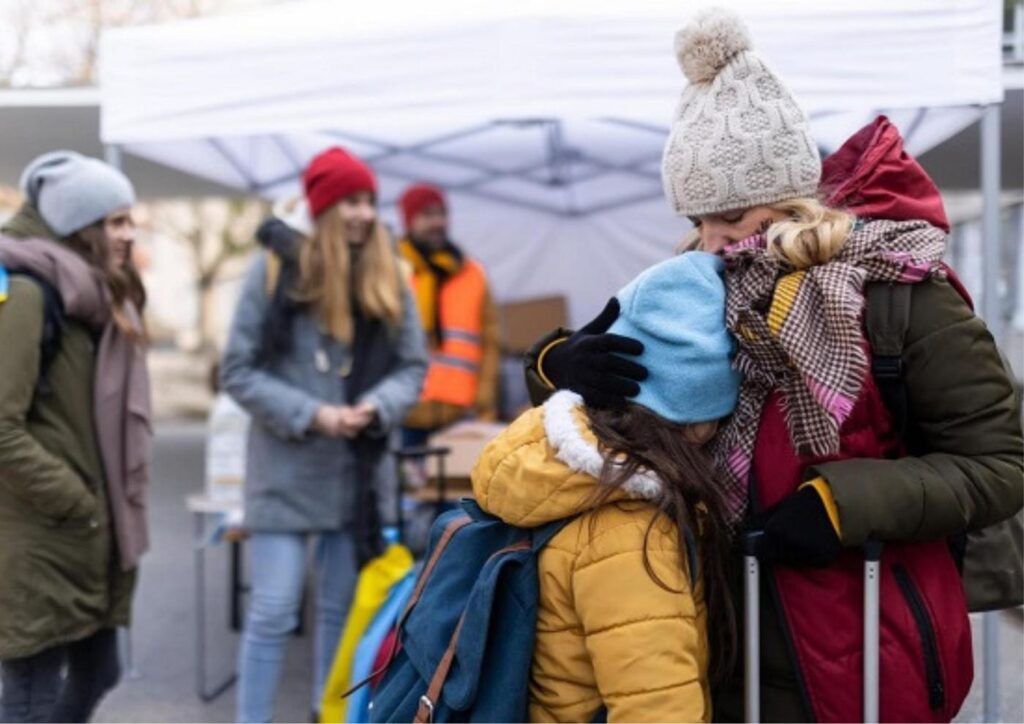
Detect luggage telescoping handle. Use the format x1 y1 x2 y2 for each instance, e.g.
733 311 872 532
396 445 453 516
743 532 885 724
863 540 884 724
744 531 764 724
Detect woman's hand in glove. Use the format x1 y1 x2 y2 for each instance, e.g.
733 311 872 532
541 298 648 409
747 486 842 568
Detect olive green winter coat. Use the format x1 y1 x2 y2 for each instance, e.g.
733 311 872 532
0 207 136 661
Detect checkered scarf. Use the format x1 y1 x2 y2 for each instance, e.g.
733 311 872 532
712 218 947 525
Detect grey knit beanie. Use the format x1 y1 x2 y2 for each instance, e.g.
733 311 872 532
20 151 136 237
661 8 821 217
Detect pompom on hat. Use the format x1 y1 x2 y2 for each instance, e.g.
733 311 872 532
674 7 752 85
661 7 821 217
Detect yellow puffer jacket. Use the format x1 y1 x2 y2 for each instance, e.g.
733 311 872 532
471 390 710 723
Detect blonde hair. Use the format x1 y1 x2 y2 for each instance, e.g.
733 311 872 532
678 197 855 269
295 210 403 344
764 198 855 269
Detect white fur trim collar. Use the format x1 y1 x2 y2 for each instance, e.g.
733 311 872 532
542 390 663 500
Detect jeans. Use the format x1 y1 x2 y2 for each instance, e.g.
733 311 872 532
236 531 358 723
0 628 121 723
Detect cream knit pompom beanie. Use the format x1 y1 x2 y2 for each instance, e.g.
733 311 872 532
661 7 821 217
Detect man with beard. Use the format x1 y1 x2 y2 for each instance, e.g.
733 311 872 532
397 184 499 445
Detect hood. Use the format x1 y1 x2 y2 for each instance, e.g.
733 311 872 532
470 391 662 527
821 116 949 233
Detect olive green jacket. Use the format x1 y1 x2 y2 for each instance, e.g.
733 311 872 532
0 208 135 660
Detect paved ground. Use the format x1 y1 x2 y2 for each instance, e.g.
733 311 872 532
93 422 314 723
6 422 1020 722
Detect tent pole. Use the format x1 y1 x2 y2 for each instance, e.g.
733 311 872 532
104 144 123 170
980 103 1003 344
980 100 1002 724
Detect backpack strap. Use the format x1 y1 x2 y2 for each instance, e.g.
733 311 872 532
2 269 66 399
264 252 282 297
398 514 472 632
340 517 472 703
683 525 699 588
531 516 577 552
28 273 65 398
865 282 912 436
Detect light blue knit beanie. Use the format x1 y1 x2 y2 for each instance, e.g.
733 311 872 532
20 151 136 237
608 251 740 424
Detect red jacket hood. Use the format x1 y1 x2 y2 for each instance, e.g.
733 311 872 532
821 116 950 233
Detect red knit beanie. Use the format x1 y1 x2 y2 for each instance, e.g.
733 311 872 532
303 147 377 218
399 183 446 231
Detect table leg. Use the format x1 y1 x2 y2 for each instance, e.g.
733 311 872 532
195 511 237 702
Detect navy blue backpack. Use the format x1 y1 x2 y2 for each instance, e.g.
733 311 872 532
364 499 571 723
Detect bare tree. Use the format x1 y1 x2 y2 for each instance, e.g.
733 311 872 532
0 0 260 87
0 1 40 86
151 198 266 352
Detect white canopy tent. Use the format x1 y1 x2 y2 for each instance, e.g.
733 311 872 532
99 0 1004 327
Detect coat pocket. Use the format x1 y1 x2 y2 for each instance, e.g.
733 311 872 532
892 564 946 712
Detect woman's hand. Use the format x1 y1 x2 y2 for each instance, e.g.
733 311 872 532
337 403 376 438
542 298 648 409
312 403 377 438
748 487 841 568
312 405 345 437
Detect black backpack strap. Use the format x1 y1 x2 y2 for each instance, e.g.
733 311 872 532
8 271 65 398
865 282 912 436
683 525 699 588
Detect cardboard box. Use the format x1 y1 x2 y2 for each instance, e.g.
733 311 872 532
497 295 568 355
423 420 508 480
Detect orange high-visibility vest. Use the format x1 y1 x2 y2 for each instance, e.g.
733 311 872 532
417 260 487 408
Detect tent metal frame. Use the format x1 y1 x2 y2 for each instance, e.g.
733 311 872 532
179 118 669 217
161 108 941 219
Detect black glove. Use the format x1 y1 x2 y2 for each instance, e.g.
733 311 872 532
748 486 842 568
542 298 648 409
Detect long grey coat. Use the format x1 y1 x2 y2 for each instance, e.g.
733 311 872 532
221 253 427 532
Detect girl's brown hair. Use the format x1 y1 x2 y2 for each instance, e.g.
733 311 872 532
294 210 403 344
587 403 737 687
67 222 147 342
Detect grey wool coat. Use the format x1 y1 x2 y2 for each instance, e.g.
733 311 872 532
220 252 428 532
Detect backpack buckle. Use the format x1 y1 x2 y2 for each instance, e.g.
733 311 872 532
418 695 435 723
871 354 903 381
